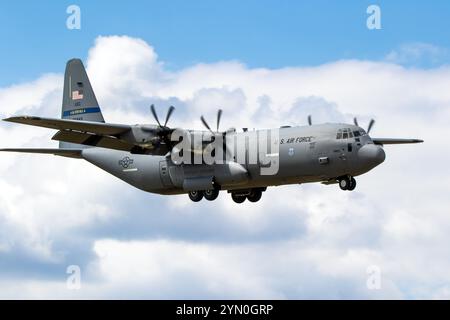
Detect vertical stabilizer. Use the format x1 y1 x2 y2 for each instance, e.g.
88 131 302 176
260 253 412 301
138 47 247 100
60 59 104 148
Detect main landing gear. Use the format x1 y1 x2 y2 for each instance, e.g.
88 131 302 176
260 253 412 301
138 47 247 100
230 188 264 204
188 189 219 202
204 189 219 201
188 190 204 202
338 176 356 191
187 188 265 203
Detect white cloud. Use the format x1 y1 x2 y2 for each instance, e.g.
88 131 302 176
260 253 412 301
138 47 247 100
0 35 449 299
385 42 450 67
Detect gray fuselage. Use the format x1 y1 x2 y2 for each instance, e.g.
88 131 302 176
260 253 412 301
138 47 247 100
81 123 386 195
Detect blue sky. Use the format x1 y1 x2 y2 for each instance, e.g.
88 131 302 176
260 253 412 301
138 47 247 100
1 0 450 86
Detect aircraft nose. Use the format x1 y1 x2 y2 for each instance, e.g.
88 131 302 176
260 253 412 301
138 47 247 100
358 144 386 167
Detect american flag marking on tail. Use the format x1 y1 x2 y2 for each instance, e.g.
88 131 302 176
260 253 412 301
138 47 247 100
72 90 84 100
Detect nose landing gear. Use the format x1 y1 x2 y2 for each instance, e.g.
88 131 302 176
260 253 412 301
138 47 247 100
339 176 356 191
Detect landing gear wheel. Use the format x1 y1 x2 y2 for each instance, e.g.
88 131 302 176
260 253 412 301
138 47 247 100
347 177 356 191
231 193 246 204
339 177 349 190
247 189 262 202
188 191 203 202
204 189 219 201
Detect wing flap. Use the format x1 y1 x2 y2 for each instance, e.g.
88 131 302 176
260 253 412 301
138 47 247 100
372 138 424 145
3 116 131 136
52 130 135 152
51 130 168 155
0 148 82 159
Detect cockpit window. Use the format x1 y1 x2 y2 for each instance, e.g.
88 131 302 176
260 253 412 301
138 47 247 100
336 128 354 139
337 128 367 139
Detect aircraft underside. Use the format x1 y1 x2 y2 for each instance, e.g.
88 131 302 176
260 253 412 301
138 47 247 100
80 147 363 204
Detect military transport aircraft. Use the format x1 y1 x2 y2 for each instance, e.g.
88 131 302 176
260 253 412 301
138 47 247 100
0 59 423 203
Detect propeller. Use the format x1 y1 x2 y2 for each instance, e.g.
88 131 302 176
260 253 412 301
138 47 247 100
199 109 233 159
353 116 375 134
201 109 223 133
164 105 175 127
148 104 176 148
216 109 222 132
307 115 312 126
367 119 375 134
150 104 175 129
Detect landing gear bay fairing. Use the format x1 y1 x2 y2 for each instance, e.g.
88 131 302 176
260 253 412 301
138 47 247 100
1 59 423 203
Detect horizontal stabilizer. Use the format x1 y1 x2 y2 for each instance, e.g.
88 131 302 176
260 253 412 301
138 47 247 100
3 116 130 136
0 148 82 159
372 138 424 145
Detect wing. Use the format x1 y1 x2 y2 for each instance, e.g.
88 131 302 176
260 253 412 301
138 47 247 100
0 148 82 159
372 138 424 145
3 116 168 155
3 116 130 135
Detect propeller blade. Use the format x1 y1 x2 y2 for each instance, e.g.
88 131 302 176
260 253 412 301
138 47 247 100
308 115 312 126
201 115 213 133
367 119 375 133
353 117 359 126
150 104 162 127
216 109 222 132
164 106 175 127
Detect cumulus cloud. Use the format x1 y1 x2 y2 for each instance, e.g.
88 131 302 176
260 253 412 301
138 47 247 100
0 35 449 299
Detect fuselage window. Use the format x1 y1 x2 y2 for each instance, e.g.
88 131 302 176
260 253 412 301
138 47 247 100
353 131 360 137
343 132 348 139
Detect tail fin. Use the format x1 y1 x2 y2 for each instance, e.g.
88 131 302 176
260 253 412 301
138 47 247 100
60 58 105 148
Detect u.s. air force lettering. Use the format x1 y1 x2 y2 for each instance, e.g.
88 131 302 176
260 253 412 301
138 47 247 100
280 136 314 144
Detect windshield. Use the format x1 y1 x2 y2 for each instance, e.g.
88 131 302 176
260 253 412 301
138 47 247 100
336 128 367 139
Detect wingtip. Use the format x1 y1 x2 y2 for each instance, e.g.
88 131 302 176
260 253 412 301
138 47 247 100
3 116 21 121
2 116 40 122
